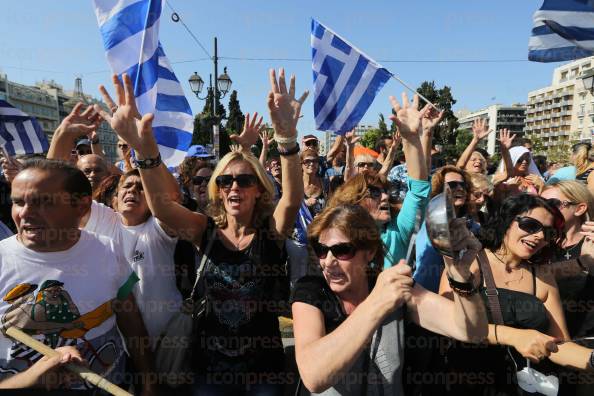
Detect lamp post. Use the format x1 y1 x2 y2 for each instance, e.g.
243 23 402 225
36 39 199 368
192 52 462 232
188 37 232 159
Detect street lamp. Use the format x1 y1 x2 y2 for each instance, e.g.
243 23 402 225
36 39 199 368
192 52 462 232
187 37 232 160
580 68 594 93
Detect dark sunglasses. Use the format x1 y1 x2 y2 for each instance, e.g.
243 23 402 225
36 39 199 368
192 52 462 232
546 198 576 209
302 158 317 166
367 185 388 200
215 174 258 189
192 176 211 185
515 216 558 240
117 144 129 149
305 140 319 147
357 162 375 168
447 180 467 191
312 241 358 260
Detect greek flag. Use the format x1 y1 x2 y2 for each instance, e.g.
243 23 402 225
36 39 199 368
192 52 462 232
0 100 49 155
93 0 193 166
529 0 594 62
311 19 391 135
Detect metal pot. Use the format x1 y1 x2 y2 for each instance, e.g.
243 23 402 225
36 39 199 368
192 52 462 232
425 185 457 258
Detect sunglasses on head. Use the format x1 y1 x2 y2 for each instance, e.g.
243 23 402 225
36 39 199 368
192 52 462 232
215 174 258 189
367 185 388 200
192 176 211 185
302 158 317 166
546 198 577 209
357 162 375 168
312 241 358 260
446 180 467 191
515 216 558 240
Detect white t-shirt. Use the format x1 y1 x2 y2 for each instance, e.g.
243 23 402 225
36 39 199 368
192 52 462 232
0 231 132 387
85 201 181 345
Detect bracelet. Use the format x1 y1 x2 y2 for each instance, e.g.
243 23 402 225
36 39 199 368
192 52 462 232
494 324 499 345
447 272 479 297
274 135 297 145
277 143 300 157
131 153 162 169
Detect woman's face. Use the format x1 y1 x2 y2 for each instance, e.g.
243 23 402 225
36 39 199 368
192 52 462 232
317 228 374 296
470 186 489 208
302 156 319 175
116 175 151 222
355 160 376 176
540 188 582 230
465 152 486 174
360 184 391 225
217 160 261 218
503 207 554 260
515 153 530 175
192 167 213 209
444 172 467 208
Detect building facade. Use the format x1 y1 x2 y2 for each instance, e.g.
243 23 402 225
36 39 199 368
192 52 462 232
457 104 526 155
0 74 119 163
525 57 594 156
324 124 375 155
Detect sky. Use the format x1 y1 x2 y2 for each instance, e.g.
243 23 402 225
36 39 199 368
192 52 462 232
0 0 563 143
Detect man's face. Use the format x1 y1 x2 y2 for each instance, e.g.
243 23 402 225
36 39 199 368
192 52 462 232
78 155 109 189
117 140 129 160
11 169 89 252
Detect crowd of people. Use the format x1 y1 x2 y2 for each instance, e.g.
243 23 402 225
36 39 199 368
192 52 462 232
0 67 593 396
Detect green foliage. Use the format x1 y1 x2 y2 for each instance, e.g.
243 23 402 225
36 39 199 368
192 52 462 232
378 113 389 135
360 128 382 149
455 129 473 156
226 90 244 136
191 88 230 156
416 81 459 160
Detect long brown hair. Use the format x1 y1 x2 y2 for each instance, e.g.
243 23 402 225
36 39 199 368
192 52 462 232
308 204 384 279
326 173 387 208
431 165 473 199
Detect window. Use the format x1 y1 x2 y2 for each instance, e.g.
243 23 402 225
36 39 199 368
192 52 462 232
561 71 568 80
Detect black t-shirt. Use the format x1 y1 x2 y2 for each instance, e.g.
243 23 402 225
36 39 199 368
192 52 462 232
290 275 346 333
193 217 289 376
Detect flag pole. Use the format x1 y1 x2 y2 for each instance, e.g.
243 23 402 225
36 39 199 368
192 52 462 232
388 74 441 112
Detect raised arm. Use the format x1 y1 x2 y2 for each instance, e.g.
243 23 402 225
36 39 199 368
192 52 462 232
421 107 445 172
497 129 516 178
94 74 205 243
229 112 263 152
258 129 273 168
456 118 492 169
378 131 401 177
268 68 307 237
343 129 359 182
47 103 102 161
326 134 345 164
389 93 429 181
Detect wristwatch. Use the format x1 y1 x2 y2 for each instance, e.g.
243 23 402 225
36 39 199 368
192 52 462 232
131 153 162 169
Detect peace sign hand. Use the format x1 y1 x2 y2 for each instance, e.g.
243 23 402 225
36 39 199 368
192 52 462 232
267 68 309 139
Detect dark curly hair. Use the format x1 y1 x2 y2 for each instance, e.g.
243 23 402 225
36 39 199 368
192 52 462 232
479 194 564 263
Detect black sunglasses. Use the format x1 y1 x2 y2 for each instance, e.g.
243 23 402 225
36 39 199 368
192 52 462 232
117 144 129 149
312 241 358 260
446 180 467 191
215 174 258 189
192 176 211 185
367 185 388 200
305 140 319 147
357 162 375 168
515 216 558 240
302 158 317 166
546 198 576 209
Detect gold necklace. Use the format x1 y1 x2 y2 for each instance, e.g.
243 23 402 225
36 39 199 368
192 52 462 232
492 251 525 286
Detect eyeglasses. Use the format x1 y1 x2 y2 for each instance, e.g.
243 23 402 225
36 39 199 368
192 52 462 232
446 180 467 191
304 140 319 147
215 174 258 189
356 162 375 169
117 144 129 150
471 190 487 199
546 198 577 209
515 216 558 240
192 176 211 185
367 185 388 200
312 241 358 260
302 158 317 166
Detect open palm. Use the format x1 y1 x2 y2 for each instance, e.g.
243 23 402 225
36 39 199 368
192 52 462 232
389 93 430 141
472 118 491 141
267 68 308 139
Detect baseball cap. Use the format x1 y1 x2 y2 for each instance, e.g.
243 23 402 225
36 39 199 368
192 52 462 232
76 138 92 148
186 145 213 159
302 135 319 146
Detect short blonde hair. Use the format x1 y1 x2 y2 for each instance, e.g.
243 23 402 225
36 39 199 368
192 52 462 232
543 180 594 222
206 147 275 228
354 154 376 166
469 172 492 193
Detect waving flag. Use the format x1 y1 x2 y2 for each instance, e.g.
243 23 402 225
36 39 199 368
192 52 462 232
311 19 391 135
529 0 594 62
0 100 49 155
93 0 193 166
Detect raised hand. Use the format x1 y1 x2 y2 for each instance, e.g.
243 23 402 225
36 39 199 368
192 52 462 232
94 74 156 155
471 118 492 142
230 112 264 149
391 130 402 150
444 218 482 279
422 107 445 133
344 128 360 147
267 68 308 140
498 128 516 150
57 103 102 139
389 93 430 141
259 129 274 149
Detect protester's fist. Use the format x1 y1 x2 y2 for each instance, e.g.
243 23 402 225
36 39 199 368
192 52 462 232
511 329 558 363
367 260 414 318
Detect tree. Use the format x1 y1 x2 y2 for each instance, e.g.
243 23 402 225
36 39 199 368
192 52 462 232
416 81 459 160
455 129 474 157
191 88 229 155
226 90 244 136
360 128 382 149
377 113 389 136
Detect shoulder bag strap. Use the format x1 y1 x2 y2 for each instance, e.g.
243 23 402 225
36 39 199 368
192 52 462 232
189 227 217 301
476 250 505 325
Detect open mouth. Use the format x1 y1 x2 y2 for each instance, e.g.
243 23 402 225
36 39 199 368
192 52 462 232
324 270 346 283
521 239 537 250
379 203 390 211
123 196 138 204
228 196 242 205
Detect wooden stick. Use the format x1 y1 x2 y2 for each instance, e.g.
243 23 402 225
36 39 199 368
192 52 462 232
6 327 132 396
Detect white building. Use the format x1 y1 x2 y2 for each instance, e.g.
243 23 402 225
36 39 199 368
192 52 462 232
457 104 526 155
324 124 375 154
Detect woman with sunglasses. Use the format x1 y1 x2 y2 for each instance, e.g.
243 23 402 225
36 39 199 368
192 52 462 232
291 204 487 395
301 148 327 217
437 194 594 396
96 69 307 395
413 165 477 292
191 165 214 213
496 144 544 198
456 118 491 175
328 93 443 270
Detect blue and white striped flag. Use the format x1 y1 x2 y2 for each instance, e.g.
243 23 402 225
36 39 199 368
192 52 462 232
529 0 594 62
311 19 391 135
93 0 193 166
0 100 49 156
